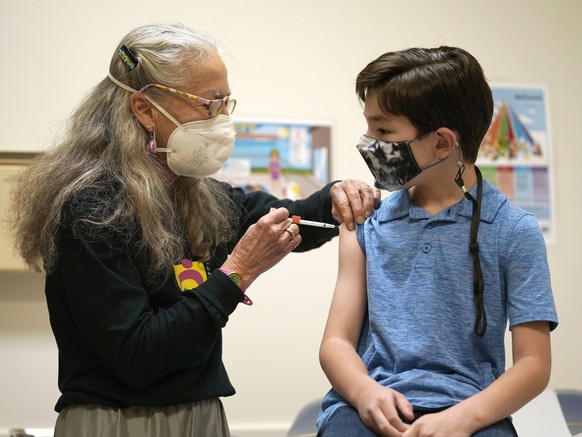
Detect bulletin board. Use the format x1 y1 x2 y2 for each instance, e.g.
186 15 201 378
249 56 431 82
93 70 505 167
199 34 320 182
477 83 556 244
214 118 332 200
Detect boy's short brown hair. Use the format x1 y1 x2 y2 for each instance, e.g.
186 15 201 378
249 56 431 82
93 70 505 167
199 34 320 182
356 46 493 163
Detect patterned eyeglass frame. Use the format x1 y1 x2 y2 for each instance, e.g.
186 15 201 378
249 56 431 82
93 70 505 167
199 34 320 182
139 83 237 118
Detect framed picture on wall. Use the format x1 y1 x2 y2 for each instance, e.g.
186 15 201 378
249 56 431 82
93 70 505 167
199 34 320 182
214 118 332 200
0 152 39 270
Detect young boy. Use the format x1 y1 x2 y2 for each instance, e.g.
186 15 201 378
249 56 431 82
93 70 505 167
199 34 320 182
317 46 558 437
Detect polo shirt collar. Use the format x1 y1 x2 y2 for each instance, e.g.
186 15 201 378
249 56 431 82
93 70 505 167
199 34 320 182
376 179 506 224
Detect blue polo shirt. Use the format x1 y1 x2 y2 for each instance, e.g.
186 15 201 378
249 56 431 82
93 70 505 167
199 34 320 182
317 179 558 429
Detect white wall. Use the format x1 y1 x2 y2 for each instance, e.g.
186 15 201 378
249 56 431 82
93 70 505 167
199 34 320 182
1 0 581 434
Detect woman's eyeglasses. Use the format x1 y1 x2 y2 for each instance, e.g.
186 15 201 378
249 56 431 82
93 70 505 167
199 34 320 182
139 83 237 118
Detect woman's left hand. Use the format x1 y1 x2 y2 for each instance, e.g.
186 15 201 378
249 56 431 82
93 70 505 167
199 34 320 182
330 180 381 231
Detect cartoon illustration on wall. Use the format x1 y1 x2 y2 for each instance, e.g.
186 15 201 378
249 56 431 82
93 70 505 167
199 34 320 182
214 119 332 200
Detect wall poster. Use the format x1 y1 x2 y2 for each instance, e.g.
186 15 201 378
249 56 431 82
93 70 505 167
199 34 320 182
214 118 332 200
477 83 556 243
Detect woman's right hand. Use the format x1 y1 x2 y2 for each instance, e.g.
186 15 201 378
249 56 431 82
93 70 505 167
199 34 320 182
221 207 300 289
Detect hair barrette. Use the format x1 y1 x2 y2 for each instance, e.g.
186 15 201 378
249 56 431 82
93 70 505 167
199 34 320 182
119 44 138 71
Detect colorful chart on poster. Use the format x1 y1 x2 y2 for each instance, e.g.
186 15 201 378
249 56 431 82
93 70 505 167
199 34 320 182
477 83 555 242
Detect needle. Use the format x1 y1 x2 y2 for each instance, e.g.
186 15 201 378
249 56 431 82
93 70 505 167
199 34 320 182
290 215 337 229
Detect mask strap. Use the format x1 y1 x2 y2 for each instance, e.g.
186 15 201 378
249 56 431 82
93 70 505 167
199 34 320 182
419 156 447 172
108 72 138 93
455 156 486 337
107 73 175 153
418 133 448 172
142 96 183 130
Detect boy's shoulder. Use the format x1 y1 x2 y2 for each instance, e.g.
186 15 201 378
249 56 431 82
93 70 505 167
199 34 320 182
482 181 545 247
481 180 534 223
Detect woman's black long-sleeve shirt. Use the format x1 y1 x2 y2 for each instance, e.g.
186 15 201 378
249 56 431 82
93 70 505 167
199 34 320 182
45 180 338 412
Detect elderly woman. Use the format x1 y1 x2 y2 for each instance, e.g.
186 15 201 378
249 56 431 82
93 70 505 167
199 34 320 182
10 23 378 437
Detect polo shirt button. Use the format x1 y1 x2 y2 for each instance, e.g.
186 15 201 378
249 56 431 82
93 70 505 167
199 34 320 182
427 222 435 229
422 243 431 253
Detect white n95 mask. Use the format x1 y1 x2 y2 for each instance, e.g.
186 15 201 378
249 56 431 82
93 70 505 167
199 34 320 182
155 113 235 178
107 73 235 178
146 101 235 178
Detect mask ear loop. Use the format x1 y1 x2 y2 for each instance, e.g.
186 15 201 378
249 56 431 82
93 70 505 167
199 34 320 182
455 146 486 337
108 73 174 154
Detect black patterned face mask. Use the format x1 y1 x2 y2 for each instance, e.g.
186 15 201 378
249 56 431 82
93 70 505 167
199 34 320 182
356 132 444 191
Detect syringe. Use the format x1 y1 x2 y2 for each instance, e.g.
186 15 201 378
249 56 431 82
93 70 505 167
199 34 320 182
290 215 337 229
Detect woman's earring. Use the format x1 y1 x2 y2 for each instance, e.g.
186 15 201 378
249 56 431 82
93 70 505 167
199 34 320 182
147 127 157 153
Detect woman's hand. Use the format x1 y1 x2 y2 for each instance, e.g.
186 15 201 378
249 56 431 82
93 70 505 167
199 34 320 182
331 180 381 230
221 207 300 288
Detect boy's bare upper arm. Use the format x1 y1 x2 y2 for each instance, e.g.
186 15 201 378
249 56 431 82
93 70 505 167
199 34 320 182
511 321 552 365
322 224 368 347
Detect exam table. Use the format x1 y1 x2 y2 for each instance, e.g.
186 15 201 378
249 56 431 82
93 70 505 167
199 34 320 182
6 389 582 436
287 389 582 437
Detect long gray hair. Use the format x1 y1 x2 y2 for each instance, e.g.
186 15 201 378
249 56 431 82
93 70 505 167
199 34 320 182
11 23 238 273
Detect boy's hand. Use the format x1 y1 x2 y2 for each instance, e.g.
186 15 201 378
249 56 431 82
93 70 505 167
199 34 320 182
403 408 473 437
355 383 413 436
